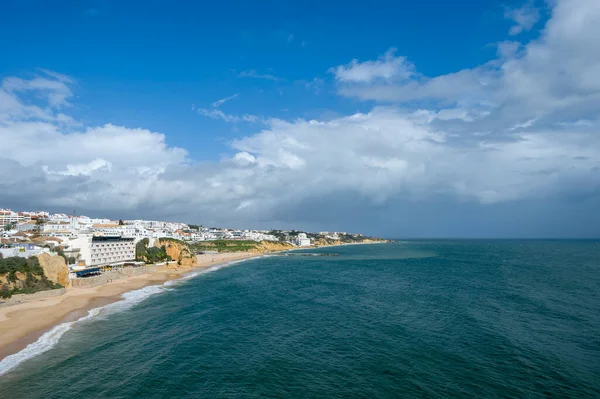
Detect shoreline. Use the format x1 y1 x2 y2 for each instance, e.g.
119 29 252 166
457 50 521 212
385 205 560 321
283 239 388 253
0 252 260 365
0 241 388 369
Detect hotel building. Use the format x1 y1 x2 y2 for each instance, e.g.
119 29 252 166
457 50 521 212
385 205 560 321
74 235 136 267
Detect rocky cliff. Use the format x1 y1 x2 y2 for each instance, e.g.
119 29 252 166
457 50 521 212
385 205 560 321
0 255 63 298
0 272 26 291
156 239 197 267
248 241 296 253
37 253 69 286
311 238 345 247
235 238 387 253
311 237 388 247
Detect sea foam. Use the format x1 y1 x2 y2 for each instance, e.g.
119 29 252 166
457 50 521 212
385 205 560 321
0 306 102 376
0 256 256 376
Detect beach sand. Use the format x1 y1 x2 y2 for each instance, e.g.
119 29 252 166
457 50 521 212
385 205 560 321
0 252 259 361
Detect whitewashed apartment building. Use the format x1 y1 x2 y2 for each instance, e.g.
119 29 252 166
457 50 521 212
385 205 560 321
69 235 136 267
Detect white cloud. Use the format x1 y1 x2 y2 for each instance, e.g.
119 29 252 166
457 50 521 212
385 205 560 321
224 108 599 207
211 93 238 108
233 151 257 166
197 92 260 123
505 4 540 35
44 158 113 176
238 69 282 82
330 48 415 83
0 77 189 212
197 108 261 123
334 0 600 128
1 71 599 227
2 72 73 108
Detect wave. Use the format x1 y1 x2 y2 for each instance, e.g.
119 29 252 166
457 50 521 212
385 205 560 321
0 307 102 377
0 256 258 376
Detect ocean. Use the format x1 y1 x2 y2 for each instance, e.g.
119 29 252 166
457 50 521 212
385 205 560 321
0 241 599 398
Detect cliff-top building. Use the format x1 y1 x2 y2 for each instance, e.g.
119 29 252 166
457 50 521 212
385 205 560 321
67 235 136 267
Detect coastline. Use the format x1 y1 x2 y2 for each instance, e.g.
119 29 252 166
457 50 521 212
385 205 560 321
0 240 388 371
0 252 259 365
283 239 388 253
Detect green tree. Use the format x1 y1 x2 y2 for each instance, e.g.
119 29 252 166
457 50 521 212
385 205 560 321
34 217 46 238
57 249 68 264
0 284 11 299
0 256 61 295
136 238 149 260
118 219 125 226
26 256 44 275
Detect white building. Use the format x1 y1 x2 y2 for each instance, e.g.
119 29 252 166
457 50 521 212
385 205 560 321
295 233 311 247
0 243 46 259
0 210 30 225
16 221 37 231
42 221 72 232
67 235 136 267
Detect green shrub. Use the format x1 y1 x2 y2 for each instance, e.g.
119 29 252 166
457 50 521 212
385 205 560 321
0 284 11 299
0 256 59 295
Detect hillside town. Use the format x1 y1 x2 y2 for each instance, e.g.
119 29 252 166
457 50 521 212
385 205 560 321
0 208 372 279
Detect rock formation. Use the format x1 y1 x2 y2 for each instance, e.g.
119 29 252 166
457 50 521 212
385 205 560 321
156 239 197 267
249 241 296 253
37 253 69 286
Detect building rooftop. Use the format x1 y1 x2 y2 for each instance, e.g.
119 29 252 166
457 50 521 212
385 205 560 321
92 236 135 242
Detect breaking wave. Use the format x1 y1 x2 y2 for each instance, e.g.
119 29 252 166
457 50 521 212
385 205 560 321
0 256 257 376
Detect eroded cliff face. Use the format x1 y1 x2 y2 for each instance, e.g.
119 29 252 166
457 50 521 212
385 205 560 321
156 239 197 267
37 253 69 286
311 238 344 247
312 238 388 247
0 272 27 291
248 241 296 253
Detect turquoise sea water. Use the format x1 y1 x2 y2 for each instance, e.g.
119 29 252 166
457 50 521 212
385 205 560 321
0 241 599 398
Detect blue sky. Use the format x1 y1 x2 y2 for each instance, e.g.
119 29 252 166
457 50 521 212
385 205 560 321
0 0 537 157
0 0 599 237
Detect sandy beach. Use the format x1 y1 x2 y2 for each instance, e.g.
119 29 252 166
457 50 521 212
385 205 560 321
0 252 259 361
0 241 386 363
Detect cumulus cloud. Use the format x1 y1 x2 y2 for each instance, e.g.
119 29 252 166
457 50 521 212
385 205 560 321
1 0 599 236
330 48 415 83
223 108 599 207
335 0 600 127
0 76 189 212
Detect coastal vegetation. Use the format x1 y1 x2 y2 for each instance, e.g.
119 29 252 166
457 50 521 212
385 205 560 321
157 238 197 266
135 238 172 264
135 238 197 266
158 237 187 245
0 256 63 299
52 247 75 265
191 240 262 253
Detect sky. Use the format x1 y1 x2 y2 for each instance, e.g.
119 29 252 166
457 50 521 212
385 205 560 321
0 0 599 238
